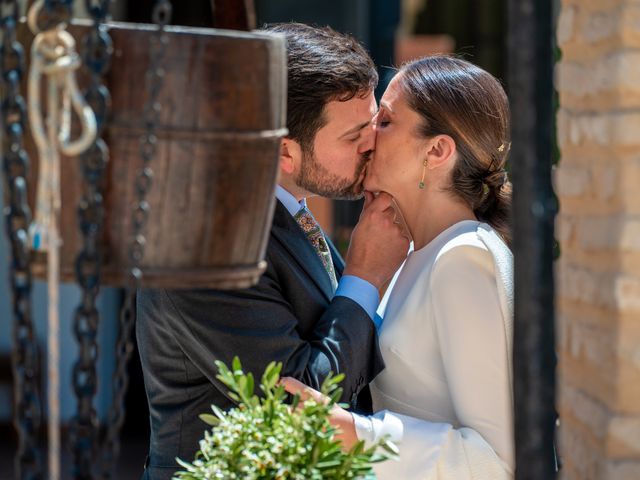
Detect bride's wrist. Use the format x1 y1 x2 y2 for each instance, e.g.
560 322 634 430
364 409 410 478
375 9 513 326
332 408 358 449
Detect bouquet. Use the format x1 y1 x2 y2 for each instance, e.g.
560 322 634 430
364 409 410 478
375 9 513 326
173 357 397 479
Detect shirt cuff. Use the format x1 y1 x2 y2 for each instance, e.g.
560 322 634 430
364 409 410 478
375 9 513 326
373 313 384 331
353 410 404 448
334 275 379 320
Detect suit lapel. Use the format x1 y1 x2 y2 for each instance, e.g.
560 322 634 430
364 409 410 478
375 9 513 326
271 201 335 301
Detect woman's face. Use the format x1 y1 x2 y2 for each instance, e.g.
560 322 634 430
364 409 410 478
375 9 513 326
364 74 427 197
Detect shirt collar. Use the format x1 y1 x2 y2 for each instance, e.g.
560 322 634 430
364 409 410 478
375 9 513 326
276 185 307 217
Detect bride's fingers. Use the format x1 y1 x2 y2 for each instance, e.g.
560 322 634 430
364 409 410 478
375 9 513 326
280 377 328 405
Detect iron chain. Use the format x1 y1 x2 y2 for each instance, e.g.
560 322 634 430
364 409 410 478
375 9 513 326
101 1 172 478
69 1 112 478
1 1 43 478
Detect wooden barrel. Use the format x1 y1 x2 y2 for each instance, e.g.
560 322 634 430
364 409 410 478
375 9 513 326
20 21 286 289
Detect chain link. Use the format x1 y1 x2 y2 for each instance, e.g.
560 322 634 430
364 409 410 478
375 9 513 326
69 1 112 478
1 1 44 478
101 2 172 477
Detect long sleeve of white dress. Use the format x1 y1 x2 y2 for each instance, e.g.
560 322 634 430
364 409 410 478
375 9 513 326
354 240 514 479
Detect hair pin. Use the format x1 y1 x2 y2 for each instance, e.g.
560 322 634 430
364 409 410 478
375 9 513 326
498 141 511 153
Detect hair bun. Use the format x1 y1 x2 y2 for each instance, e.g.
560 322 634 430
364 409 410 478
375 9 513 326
484 169 508 190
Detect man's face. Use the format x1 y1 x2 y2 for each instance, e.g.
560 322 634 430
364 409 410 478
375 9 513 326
295 91 377 200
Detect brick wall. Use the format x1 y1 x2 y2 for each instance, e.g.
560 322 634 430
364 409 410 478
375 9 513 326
555 0 640 478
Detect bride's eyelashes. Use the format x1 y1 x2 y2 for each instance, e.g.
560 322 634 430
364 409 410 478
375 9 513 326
373 112 390 129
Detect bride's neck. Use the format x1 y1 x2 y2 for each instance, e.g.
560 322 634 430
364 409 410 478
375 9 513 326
399 189 477 251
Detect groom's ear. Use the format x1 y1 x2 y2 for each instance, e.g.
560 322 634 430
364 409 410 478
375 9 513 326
279 138 301 175
425 134 457 170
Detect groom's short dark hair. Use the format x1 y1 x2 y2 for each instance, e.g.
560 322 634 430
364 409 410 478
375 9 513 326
264 23 378 151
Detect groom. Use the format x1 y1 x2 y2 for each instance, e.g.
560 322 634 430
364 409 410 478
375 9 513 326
136 23 409 479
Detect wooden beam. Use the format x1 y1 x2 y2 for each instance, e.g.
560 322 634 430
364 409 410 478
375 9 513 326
210 0 256 30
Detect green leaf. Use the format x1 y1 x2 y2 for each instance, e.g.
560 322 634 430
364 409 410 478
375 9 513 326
380 439 400 456
261 361 281 391
232 356 242 373
349 441 365 455
328 387 343 405
210 404 227 420
315 459 343 469
245 372 255 398
198 413 219 426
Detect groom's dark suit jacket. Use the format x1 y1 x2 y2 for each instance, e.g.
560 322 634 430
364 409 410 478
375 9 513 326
136 200 385 479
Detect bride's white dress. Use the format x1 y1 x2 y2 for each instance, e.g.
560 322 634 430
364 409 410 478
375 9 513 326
354 220 514 479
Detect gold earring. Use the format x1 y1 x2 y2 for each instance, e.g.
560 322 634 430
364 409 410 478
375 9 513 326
419 159 427 189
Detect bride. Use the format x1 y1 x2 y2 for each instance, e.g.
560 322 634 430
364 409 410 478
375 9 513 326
283 55 514 479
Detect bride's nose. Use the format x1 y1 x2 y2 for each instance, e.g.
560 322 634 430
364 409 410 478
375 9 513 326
358 121 376 154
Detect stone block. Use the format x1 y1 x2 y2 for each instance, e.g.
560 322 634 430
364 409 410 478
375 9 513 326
558 265 613 308
555 164 591 197
558 264 640 312
603 460 640 479
581 9 617 44
617 355 640 414
556 213 576 245
607 416 640 456
556 52 640 101
559 111 640 147
575 216 640 252
620 220 640 251
614 274 640 311
608 111 640 146
577 217 618 250
620 4 640 37
571 113 611 146
594 164 617 200
560 384 611 442
557 410 604 479
556 108 572 147
558 5 578 45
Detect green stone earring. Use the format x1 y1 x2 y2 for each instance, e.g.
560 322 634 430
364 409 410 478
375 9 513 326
419 159 427 189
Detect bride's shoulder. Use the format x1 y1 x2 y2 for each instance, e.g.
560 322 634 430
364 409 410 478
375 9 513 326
432 223 503 277
435 226 488 260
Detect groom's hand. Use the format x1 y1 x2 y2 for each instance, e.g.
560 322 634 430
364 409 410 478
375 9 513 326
343 191 410 290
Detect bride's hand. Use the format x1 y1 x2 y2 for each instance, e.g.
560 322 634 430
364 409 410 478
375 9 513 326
280 377 358 450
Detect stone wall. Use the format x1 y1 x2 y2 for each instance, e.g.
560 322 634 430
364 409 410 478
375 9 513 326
555 0 640 478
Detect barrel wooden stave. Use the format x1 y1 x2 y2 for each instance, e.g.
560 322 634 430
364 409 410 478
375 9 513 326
21 21 286 289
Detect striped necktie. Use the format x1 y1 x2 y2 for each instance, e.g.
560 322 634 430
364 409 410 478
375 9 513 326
294 206 338 292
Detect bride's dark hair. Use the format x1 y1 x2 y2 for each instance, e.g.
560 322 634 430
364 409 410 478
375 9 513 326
398 55 512 244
